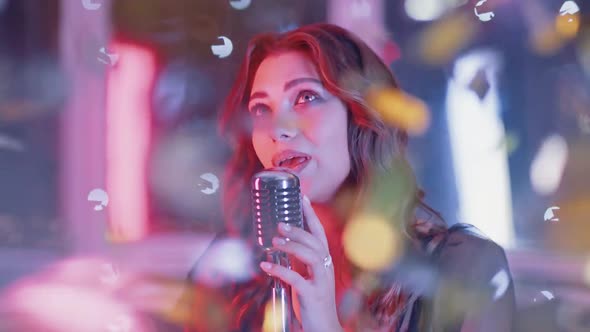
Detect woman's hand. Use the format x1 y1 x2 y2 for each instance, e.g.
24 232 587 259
259 195 344 332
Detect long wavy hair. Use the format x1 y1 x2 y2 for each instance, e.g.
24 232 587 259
216 23 448 331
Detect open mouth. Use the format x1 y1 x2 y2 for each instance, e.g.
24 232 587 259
278 156 311 173
279 156 310 168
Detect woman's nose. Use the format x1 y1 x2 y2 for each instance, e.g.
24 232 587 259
269 112 298 142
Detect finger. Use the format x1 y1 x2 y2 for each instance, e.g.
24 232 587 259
260 261 308 292
277 222 324 254
301 195 329 248
272 237 330 278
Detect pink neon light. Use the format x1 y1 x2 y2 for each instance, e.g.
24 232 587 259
106 42 155 241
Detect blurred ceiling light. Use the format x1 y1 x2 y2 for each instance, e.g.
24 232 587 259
446 49 515 247
404 0 467 22
530 134 568 195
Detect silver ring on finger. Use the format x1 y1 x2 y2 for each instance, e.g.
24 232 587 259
323 254 333 269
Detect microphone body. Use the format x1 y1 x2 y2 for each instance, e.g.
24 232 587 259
251 168 303 332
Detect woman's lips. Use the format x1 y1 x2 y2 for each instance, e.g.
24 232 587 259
279 158 311 174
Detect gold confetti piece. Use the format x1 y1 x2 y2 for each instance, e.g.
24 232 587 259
342 213 402 272
416 13 479 65
365 86 431 135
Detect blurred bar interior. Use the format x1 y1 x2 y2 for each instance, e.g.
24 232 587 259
0 0 589 331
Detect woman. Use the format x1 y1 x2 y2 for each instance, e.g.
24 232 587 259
182 23 515 331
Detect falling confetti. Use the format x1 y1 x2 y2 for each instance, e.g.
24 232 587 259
211 36 233 58
98 47 120 67
198 172 220 195
474 0 495 22
540 290 555 300
229 0 251 11
543 206 560 222
88 188 109 211
490 269 510 301
81 0 102 10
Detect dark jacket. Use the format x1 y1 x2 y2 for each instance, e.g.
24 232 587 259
395 223 516 332
178 222 515 332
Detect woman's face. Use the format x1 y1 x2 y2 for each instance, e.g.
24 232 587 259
248 51 351 203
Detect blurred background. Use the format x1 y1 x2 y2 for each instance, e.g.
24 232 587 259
0 0 589 331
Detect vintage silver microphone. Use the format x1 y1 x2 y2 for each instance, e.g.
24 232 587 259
251 168 303 332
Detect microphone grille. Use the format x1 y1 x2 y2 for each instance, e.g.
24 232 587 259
251 169 303 250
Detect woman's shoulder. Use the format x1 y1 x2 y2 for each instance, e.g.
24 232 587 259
434 223 511 279
424 223 516 331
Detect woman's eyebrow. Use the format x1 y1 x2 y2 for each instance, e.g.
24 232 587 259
249 77 322 102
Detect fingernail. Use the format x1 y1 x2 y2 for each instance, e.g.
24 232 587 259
260 262 272 269
274 237 286 245
281 222 292 231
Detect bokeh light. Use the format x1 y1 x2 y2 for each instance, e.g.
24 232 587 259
415 13 478 65
262 299 287 332
404 0 467 22
556 1 581 38
365 85 431 135
530 134 568 196
342 212 402 272
189 237 256 287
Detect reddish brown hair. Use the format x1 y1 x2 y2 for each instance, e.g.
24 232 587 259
216 22 447 330
218 23 420 235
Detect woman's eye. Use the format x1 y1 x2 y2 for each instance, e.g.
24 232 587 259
249 104 268 117
295 90 320 105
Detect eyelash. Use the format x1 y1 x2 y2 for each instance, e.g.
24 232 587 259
249 90 321 116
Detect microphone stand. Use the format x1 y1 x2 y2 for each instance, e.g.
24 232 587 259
267 250 295 332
